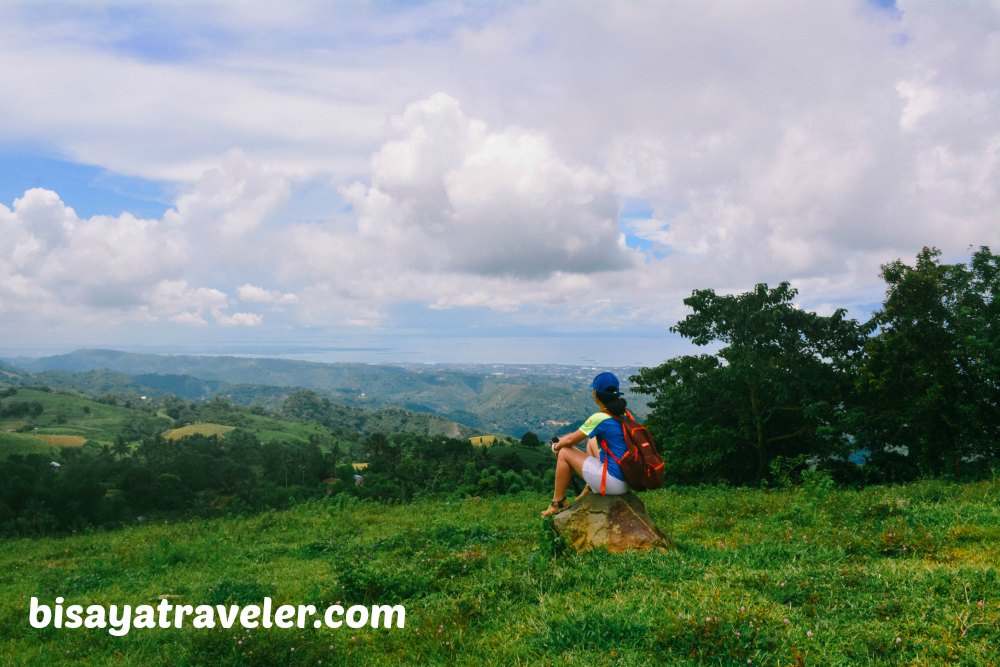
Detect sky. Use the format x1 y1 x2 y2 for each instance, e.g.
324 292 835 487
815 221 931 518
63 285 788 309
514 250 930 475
1 0 998 366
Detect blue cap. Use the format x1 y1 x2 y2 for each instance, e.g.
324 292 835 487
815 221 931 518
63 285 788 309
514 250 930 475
591 371 620 395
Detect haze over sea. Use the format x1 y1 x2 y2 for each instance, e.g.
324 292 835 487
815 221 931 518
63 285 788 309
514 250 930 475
1 335 691 369
274 335 687 367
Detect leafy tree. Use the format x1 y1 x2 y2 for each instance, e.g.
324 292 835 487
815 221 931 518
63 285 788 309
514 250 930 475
633 282 871 485
859 246 999 478
112 434 131 459
280 390 332 423
519 432 543 448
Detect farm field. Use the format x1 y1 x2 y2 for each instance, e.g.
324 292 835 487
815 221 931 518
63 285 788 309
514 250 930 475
0 388 139 446
0 386 459 459
163 424 237 441
1 479 997 666
0 388 334 457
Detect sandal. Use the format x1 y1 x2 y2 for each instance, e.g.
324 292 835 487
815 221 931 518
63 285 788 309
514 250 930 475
540 498 568 518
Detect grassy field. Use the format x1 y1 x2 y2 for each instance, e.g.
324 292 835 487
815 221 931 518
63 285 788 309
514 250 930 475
1 479 997 666
0 388 331 457
1 388 139 446
163 424 238 441
0 432 65 458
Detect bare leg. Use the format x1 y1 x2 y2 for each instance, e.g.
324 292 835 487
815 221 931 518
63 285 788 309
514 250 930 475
553 447 588 503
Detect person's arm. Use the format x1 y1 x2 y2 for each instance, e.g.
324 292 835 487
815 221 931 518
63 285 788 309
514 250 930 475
552 430 587 452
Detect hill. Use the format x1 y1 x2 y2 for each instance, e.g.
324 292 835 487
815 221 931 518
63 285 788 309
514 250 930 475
0 386 474 462
5 349 646 436
1 480 997 665
0 387 151 444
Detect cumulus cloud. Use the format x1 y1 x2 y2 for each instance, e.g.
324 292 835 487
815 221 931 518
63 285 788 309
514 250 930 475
3 0 1000 355
0 178 272 331
237 284 298 305
214 311 263 327
166 150 290 239
341 93 636 279
0 189 187 313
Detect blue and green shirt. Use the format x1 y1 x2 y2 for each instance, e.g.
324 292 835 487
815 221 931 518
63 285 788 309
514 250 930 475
579 412 627 482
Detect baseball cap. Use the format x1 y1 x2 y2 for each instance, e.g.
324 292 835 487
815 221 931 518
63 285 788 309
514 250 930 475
590 371 621 395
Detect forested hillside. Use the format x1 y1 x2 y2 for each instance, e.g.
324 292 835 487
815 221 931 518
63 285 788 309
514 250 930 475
2 246 996 537
0 386 552 536
6 351 634 436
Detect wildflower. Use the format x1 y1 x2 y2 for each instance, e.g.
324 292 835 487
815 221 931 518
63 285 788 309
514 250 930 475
735 631 741 637
895 637 902 644
783 618 790 624
807 631 813 638
978 600 984 609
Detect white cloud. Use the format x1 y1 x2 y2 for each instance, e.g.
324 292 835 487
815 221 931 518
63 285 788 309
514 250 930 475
169 311 208 327
237 284 298 305
342 93 637 279
2 0 1000 357
0 188 187 312
167 150 291 239
214 311 263 327
897 77 941 131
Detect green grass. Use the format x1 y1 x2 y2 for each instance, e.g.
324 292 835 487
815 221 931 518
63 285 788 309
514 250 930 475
1 479 998 666
0 432 62 458
1 389 141 446
163 424 238 441
1 389 331 455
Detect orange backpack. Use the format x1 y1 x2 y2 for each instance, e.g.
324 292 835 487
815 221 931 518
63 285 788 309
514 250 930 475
597 410 665 493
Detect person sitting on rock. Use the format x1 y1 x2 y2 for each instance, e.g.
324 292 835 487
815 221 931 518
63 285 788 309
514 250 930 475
541 371 631 517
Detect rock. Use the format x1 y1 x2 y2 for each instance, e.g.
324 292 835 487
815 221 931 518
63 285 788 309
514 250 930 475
551 491 676 553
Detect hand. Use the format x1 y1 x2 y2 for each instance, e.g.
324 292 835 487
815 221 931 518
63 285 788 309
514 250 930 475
550 436 560 452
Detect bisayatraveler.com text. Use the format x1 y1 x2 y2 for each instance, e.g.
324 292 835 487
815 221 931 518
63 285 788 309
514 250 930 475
28 597 405 636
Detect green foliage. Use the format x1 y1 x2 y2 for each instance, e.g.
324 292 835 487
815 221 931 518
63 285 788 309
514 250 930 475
634 246 999 487
858 246 1000 479
10 350 614 436
634 282 871 485
0 422 557 536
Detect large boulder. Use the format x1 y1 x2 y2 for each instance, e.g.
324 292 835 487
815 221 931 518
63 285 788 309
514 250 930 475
551 491 676 553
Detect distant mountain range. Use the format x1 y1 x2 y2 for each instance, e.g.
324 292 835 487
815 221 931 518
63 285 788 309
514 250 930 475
3 349 647 437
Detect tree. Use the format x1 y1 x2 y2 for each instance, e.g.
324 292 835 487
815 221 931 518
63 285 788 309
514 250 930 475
112 434 131 459
280 390 332 423
859 246 1000 478
519 432 543 448
633 282 871 485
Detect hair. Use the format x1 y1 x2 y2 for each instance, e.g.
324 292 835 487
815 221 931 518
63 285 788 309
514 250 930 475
596 389 627 417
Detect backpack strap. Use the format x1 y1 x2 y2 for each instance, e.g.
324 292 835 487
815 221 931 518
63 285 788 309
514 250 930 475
600 454 607 495
596 411 635 494
598 438 624 495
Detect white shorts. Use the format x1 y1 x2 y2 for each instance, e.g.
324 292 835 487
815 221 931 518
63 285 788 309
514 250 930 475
581 456 630 496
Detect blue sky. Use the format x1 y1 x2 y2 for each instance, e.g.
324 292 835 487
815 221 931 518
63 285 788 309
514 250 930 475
1 1 998 365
